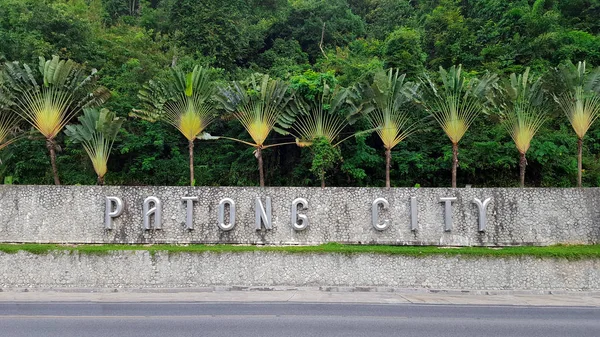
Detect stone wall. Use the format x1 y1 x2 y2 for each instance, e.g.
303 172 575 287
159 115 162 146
1 250 598 291
0 185 598 246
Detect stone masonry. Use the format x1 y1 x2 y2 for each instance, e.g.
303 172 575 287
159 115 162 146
0 250 598 291
0 185 598 246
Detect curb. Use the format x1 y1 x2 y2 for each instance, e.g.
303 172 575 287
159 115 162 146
3 286 600 296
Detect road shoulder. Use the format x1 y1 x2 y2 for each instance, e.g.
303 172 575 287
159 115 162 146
1 287 599 307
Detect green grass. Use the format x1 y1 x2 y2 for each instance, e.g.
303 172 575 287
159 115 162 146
0 243 599 259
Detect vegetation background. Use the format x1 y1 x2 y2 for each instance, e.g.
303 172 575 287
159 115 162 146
1 0 600 187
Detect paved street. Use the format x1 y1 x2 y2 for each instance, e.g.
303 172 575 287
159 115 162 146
0 301 598 337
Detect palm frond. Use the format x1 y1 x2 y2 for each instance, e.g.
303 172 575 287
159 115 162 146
352 68 419 150
498 68 547 154
1 56 104 140
134 65 216 141
163 93 214 141
556 88 600 139
215 74 293 147
503 102 547 154
554 61 600 139
65 108 123 179
370 107 417 149
133 80 171 122
12 87 74 139
555 61 600 94
289 82 349 145
420 65 497 144
0 110 21 151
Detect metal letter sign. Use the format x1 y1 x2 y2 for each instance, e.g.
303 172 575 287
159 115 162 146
372 198 390 231
101 193 494 235
291 198 309 231
410 197 418 231
104 196 124 230
182 196 198 230
217 198 236 231
439 197 457 231
143 196 162 230
472 198 492 232
255 197 272 230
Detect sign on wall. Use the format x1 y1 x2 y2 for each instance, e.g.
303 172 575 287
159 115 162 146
0 186 596 246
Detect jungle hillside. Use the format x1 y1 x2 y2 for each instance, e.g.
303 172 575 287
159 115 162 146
1 0 600 188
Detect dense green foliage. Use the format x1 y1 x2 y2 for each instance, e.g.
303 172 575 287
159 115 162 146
1 0 600 187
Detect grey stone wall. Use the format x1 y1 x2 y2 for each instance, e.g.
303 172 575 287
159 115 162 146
0 185 598 246
0 250 598 291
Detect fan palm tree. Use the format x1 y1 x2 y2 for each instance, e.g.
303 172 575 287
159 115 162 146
419 65 497 188
0 56 109 185
553 61 600 187
213 74 294 187
65 108 123 185
0 115 19 147
351 69 419 188
497 68 547 187
133 65 216 186
289 82 348 147
287 81 356 187
0 85 21 152
0 112 20 152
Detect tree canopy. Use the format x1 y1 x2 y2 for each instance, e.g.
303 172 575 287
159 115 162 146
1 0 600 187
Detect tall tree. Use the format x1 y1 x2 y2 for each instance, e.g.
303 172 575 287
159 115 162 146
65 108 123 185
419 65 497 188
0 55 108 184
168 0 253 69
497 68 547 187
214 74 294 187
268 0 366 62
287 81 358 187
553 61 600 187
133 65 216 186
352 68 419 188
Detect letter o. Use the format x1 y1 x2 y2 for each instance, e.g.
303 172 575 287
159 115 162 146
217 198 236 231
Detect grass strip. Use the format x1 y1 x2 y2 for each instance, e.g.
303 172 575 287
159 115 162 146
0 243 599 259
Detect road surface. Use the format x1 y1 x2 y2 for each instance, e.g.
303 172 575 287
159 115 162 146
0 302 598 337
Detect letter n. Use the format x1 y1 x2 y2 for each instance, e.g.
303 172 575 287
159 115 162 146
255 197 272 230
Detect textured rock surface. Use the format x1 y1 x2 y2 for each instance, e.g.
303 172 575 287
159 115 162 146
1 250 598 291
0 185 598 246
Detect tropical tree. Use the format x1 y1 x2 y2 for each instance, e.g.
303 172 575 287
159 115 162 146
213 74 294 187
0 85 21 152
552 61 600 187
133 65 216 186
0 115 19 148
418 65 497 188
287 81 354 187
0 113 20 154
65 108 123 185
0 56 109 185
496 68 547 187
351 68 419 188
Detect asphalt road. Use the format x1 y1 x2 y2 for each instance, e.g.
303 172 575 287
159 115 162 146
0 302 598 337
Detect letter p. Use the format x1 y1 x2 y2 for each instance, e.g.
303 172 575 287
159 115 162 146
105 196 124 230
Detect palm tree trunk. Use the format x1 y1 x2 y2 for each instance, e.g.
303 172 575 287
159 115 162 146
385 148 391 189
188 139 194 186
519 152 526 188
451 142 458 188
578 137 583 188
257 147 265 187
46 139 60 185
97 175 105 186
